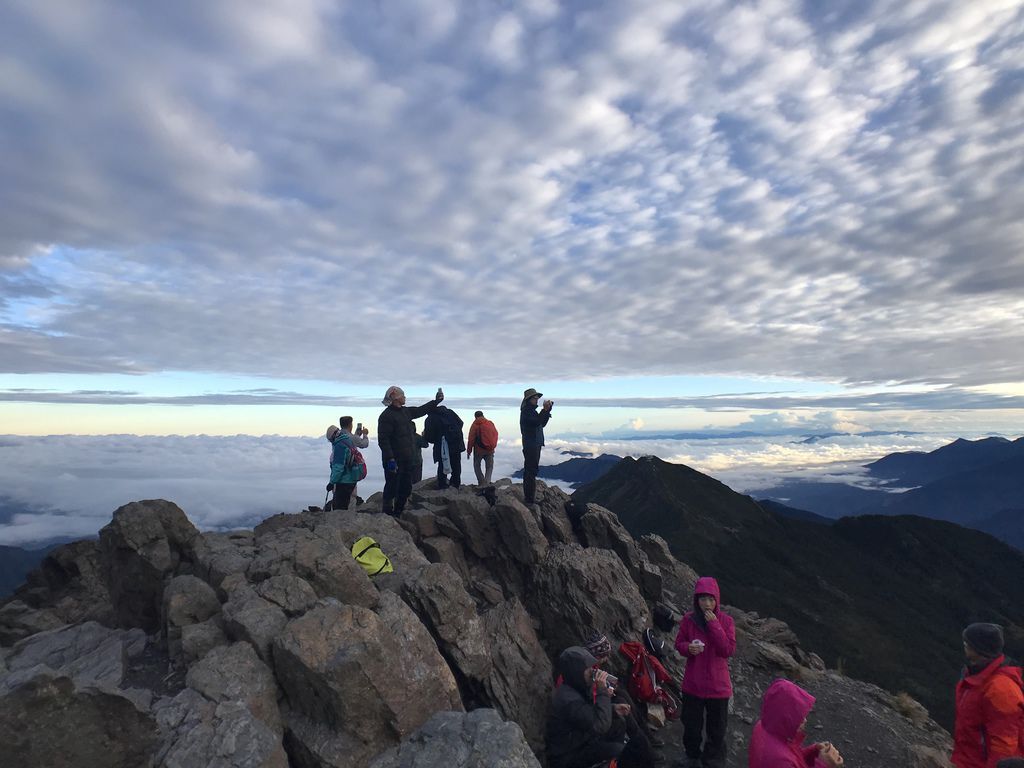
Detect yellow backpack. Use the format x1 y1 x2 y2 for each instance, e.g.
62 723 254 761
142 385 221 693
351 536 394 576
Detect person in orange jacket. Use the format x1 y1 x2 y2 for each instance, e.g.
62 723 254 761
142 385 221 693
466 410 499 485
953 623 1024 768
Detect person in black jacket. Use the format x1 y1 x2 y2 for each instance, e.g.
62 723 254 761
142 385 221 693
423 405 465 489
547 646 651 768
520 387 553 505
377 386 442 515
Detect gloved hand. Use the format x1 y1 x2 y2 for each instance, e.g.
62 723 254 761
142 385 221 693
386 459 398 473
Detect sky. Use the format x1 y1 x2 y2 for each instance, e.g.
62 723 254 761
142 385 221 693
2 0 1024 539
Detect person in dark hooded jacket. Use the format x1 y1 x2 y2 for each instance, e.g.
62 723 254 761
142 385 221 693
377 386 442 515
547 646 652 768
423 404 465 489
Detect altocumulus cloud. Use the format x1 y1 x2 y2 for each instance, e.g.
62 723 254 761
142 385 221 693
1 0 1023 387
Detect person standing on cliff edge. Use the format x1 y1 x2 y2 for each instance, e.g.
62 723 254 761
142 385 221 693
378 386 443 516
520 387 552 506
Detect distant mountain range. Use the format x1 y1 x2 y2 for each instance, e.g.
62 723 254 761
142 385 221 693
512 453 623 488
754 436 1024 549
573 455 1024 729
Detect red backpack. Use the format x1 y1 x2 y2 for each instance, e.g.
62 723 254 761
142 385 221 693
619 641 680 720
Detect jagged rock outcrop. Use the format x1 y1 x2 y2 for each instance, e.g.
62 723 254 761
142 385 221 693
368 709 542 768
0 481 955 768
100 499 201 632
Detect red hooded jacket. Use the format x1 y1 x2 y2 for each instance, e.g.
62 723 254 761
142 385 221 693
952 655 1024 768
748 679 830 768
674 576 737 698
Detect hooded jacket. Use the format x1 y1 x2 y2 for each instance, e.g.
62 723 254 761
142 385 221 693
546 646 614 767
423 406 466 462
749 679 829 768
953 655 1024 768
674 576 737 698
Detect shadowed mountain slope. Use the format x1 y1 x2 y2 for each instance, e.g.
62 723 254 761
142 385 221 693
574 456 1024 728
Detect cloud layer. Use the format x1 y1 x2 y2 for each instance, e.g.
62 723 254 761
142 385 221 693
0 429 980 546
2 0 1023 387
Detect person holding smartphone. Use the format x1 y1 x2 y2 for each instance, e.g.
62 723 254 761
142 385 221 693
519 388 553 505
377 386 443 516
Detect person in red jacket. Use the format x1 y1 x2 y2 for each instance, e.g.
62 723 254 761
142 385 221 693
674 576 737 768
748 678 843 768
953 623 1024 768
466 410 499 485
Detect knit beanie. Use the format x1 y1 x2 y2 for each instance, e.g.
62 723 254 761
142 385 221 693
583 631 611 662
963 622 1004 658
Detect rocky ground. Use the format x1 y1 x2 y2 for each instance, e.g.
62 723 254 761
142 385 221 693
0 480 954 767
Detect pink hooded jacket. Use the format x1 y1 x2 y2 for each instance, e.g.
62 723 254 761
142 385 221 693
674 576 737 698
749 679 829 768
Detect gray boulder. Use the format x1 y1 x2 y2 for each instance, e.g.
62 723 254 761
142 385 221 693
248 526 380 609
193 531 256 596
274 599 461 766
180 617 229 665
163 575 221 660
0 601 64 647
578 504 662 599
369 709 542 768
0 669 158 768
99 499 201 631
154 687 287 768
221 588 288 665
5 621 146 687
185 642 282 734
255 574 319 617
8 539 113 630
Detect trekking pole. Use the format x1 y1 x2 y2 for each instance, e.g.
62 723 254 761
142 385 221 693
324 483 332 512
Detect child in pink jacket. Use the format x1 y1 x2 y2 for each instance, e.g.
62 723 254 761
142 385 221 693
749 679 843 768
675 576 737 768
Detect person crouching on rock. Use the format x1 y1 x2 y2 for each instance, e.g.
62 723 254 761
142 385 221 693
377 386 443 516
675 576 736 768
953 622 1024 768
546 646 652 768
749 679 843 768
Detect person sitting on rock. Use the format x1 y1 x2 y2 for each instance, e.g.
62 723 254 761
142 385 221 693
546 645 652 768
674 576 736 768
953 622 1024 768
748 678 844 768
377 386 443 515
583 631 660 756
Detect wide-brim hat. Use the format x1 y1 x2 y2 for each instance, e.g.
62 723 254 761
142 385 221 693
522 387 543 406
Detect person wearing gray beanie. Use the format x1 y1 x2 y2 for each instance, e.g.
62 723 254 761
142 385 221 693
952 621 1023 767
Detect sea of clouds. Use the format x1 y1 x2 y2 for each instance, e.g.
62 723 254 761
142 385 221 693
0 430 977 546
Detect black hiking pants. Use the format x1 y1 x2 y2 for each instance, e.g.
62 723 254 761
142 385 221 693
681 693 728 767
522 445 542 503
327 483 355 511
382 463 413 515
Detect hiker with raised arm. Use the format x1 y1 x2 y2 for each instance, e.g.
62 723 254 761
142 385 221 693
749 678 844 767
675 576 736 768
953 623 1024 768
466 410 499 485
377 386 442 516
520 387 552 506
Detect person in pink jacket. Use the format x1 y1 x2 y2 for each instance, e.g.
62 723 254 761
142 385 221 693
674 576 737 768
748 679 844 768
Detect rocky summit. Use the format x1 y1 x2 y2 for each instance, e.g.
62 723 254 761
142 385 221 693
0 481 953 767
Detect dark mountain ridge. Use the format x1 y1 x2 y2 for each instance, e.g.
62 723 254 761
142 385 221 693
574 455 1024 728
865 436 1024 487
512 453 622 488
